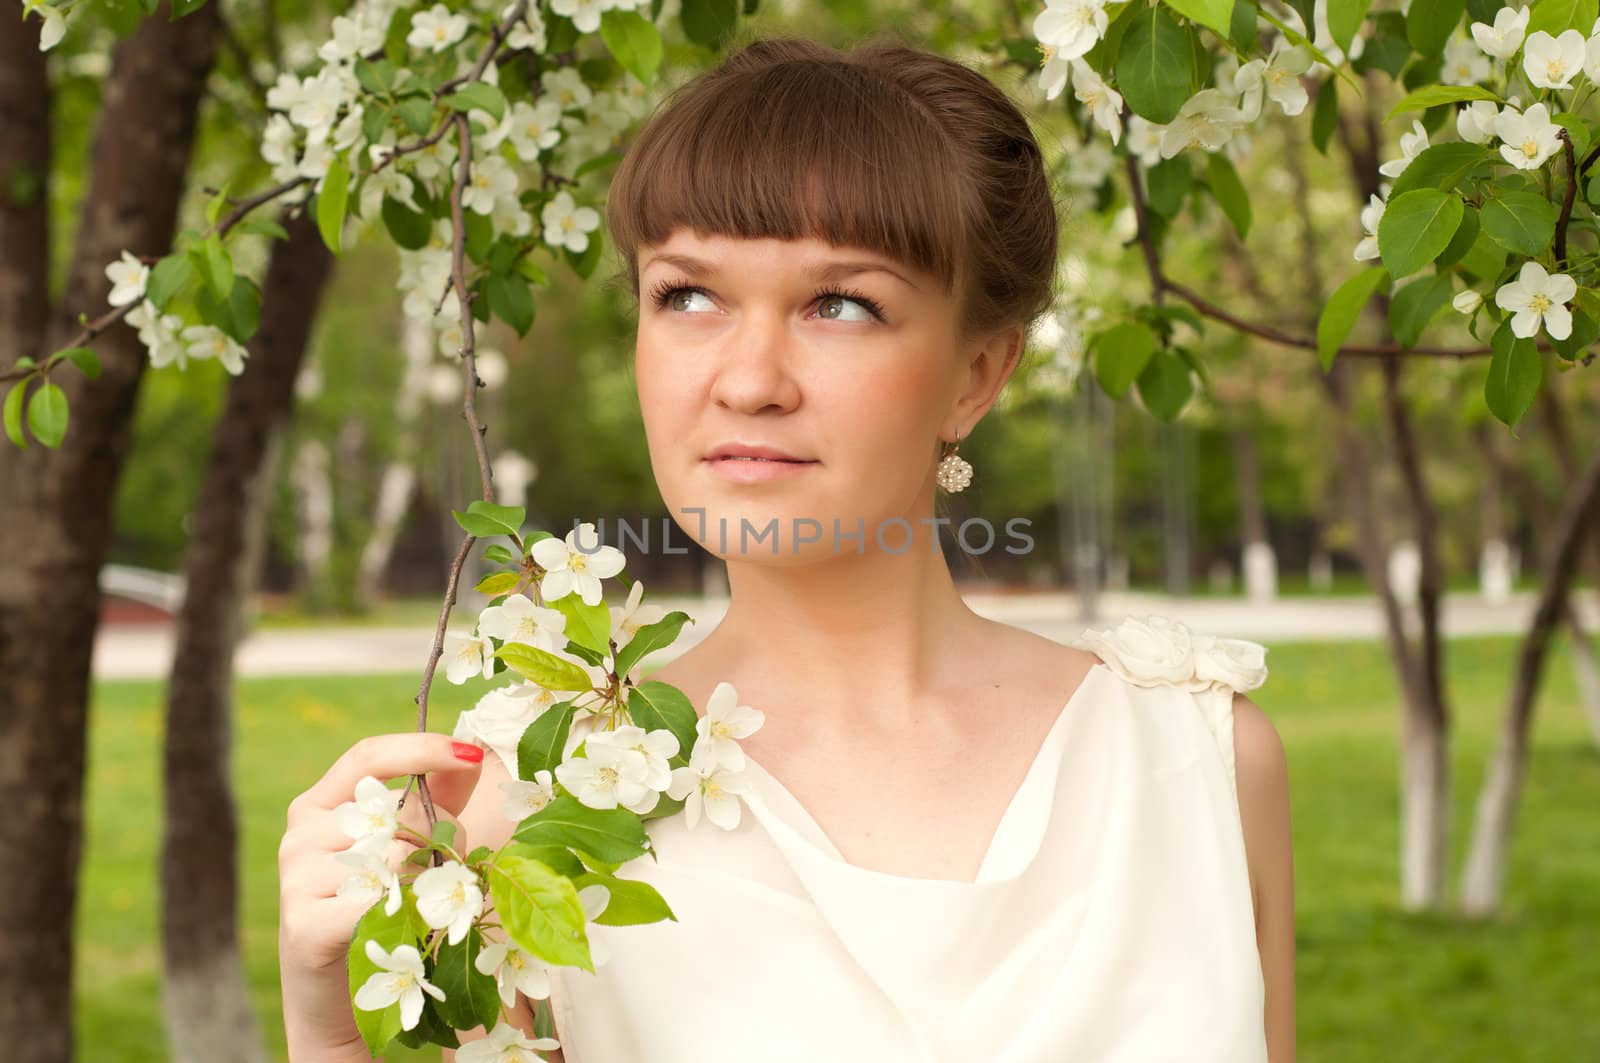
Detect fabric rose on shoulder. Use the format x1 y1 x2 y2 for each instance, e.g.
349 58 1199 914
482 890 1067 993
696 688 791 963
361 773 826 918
1071 613 1267 693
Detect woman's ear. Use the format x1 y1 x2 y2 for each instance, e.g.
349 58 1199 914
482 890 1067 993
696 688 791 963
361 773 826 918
951 324 1025 428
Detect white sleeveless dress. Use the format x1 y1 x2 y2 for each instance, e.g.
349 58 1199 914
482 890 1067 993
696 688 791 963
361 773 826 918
542 613 1271 1061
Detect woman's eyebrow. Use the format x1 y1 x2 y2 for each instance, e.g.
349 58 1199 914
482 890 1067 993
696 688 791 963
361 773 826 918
641 252 920 291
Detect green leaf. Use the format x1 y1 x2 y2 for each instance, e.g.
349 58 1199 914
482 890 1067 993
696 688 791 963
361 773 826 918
452 501 524 538
483 544 517 566
397 96 435 135
600 9 664 84
431 930 501 1031
1377 187 1464 279
1388 273 1455 347
625 681 699 766
1480 190 1557 256
317 155 351 255
1385 82 1499 120
444 83 508 123
486 273 535 336
475 571 523 596
503 842 587 877
382 195 433 250
680 0 738 48
517 701 578 779
1117 5 1199 124
347 892 429 1057
1159 0 1235 36
1389 141 1493 199
489 852 593 969
1406 0 1467 55
549 592 612 656
1457 225 1508 282
26 382 67 448
612 611 693 682
1527 0 1598 37
430 819 457 850
1205 152 1250 238
512 794 651 865
1553 111 1590 158
1484 317 1542 426
3 384 27 448
1550 309 1600 358
54 346 101 380
1091 321 1158 398
1325 0 1372 55
1435 204 1480 269
1144 157 1194 219
1311 78 1339 154
194 234 234 299
571 871 677 926
355 57 400 95
146 254 193 311
1317 267 1390 370
497 643 593 692
1134 348 1194 422
233 218 290 241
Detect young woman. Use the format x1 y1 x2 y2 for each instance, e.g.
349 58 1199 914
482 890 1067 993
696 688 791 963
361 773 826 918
278 33 1296 1062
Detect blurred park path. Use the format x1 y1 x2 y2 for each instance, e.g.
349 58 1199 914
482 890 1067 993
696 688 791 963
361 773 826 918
92 587 1600 680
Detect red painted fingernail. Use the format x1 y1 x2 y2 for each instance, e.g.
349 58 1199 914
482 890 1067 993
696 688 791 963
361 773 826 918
450 741 484 763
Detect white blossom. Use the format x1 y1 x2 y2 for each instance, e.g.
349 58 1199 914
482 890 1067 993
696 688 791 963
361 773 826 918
335 775 405 854
1440 35 1491 86
1471 4 1529 60
464 153 519 216
353 941 446 1031
1353 189 1387 262
550 0 608 33
1495 260 1575 340
414 860 485 946
1377 119 1429 178
504 0 547 52
1452 288 1484 315
443 628 496 684
127 300 189 369
498 769 555 821
335 848 403 916
610 580 666 647
1232 42 1313 120
409 3 470 53
554 739 656 813
694 681 765 770
33 4 66 50
587 724 680 791
666 739 753 831
541 68 593 111
474 936 553 1008
1068 60 1123 144
1494 101 1563 170
181 324 249 375
1158 88 1245 159
455 1019 561 1062
1125 115 1165 168
540 190 601 255
1038 44 1071 100
1523 29 1585 89
105 251 149 308
505 99 565 161
1456 99 1499 144
1032 0 1109 63
477 593 567 652
529 521 625 605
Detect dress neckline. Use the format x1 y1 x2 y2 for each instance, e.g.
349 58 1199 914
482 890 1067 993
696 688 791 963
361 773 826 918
735 658 1108 887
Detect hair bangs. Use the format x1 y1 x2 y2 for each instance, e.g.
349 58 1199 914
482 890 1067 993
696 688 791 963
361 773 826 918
606 56 972 303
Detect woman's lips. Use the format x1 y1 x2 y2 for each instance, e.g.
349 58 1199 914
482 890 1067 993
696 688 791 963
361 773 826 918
703 456 819 482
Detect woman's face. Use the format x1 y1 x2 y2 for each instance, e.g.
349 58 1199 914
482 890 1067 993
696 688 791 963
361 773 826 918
633 227 1015 563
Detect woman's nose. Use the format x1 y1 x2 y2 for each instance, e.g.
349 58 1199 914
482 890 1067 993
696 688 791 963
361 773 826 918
709 310 801 414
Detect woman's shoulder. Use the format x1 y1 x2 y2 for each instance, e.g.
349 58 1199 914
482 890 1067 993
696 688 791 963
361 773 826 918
1068 612 1269 695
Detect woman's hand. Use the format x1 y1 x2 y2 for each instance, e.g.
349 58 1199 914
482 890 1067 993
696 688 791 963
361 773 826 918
277 732 486 1062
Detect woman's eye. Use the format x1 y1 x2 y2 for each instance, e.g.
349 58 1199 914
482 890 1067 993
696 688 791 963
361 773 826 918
667 288 715 313
816 295 874 323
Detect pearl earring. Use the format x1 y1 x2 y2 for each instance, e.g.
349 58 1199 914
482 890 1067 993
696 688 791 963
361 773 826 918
935 426 974 493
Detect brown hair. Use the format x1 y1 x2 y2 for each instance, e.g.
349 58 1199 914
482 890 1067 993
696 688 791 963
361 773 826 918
604 31 1063 344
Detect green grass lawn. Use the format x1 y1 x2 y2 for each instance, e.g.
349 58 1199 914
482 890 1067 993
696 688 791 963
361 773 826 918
76 635 1600 1061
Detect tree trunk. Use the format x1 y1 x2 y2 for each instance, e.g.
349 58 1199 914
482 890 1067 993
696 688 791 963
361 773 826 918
0 6 219 1060
1460 451 1600 913
161 209 333 1063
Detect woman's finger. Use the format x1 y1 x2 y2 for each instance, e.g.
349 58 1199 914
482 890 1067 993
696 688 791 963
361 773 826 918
297 732 485 813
